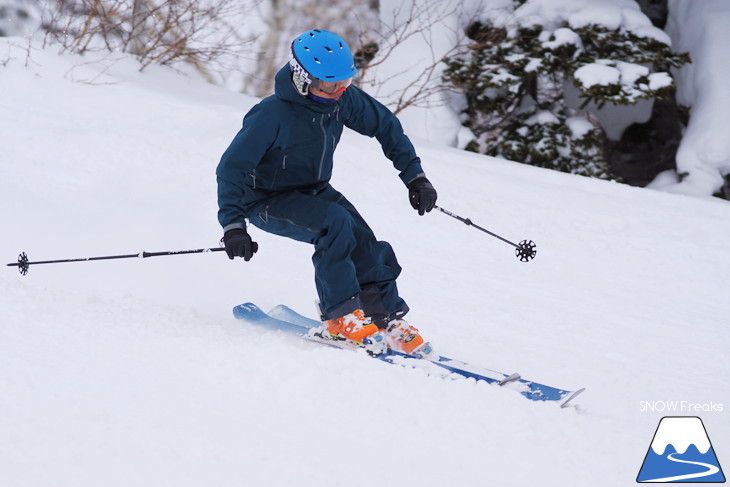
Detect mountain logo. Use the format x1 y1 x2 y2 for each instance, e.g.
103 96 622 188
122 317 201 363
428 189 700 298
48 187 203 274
637 416 725 483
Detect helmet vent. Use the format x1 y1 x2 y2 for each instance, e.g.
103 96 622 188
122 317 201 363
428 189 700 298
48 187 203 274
314 57 321 64
324 46 333 52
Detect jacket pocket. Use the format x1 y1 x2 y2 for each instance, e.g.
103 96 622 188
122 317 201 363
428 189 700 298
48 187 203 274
249 170 277 190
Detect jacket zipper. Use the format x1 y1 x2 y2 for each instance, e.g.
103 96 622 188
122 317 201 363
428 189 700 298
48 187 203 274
317 114 327 180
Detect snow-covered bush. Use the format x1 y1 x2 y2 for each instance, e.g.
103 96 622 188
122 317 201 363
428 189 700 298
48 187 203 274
442 0 690 180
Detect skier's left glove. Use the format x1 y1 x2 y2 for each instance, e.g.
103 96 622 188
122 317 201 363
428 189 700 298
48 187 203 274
408 177 438 216
223 228 258 261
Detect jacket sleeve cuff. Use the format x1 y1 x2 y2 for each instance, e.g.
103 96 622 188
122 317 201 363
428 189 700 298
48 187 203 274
222 222 245 233
404 172 427 186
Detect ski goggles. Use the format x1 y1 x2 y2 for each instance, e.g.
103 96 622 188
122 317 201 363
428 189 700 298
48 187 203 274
310 77 352 96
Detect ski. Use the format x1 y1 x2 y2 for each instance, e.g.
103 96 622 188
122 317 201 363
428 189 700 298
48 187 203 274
233 302 585 408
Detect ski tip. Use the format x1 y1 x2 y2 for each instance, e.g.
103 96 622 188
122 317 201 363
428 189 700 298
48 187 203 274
232 302 267 320
268 304 292 314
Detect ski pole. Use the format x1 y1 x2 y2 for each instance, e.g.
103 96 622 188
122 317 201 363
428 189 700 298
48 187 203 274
7 247 226 276
434 205 537 262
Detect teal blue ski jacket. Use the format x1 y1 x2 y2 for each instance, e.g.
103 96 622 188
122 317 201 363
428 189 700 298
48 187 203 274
216 65 425 230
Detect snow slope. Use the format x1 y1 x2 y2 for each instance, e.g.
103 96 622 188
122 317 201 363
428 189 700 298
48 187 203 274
1 39 729 487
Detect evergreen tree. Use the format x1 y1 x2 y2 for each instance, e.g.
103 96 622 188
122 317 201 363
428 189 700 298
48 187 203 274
442 2 690 179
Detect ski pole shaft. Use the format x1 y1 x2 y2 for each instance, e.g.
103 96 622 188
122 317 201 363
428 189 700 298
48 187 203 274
434 205 520 248
434 205 537 262
7 247 226 276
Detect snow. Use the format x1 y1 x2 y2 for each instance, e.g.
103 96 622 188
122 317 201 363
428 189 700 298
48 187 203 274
542 27 583 52
616 61 650 87
505 0 670 45
2 37 730 487
524 56 543 73
574 60 660 96
567 4 623 31
573 63 621 88
525 110 560 125
654 0 730 196
565 116 594 139
647 71 672 91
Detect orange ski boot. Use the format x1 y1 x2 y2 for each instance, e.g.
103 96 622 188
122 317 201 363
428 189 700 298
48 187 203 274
385 319 434 357
323 309 386 353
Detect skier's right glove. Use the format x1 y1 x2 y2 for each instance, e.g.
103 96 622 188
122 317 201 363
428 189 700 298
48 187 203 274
222 228 258 261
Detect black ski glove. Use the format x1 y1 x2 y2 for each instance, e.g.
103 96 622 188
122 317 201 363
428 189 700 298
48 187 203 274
223 228 258 261
408 177 438 216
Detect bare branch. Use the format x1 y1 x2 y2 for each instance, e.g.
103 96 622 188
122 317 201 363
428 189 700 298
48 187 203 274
41 0 259 81
360 0 478 114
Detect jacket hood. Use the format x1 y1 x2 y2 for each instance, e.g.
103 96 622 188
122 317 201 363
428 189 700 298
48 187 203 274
274 64 339 114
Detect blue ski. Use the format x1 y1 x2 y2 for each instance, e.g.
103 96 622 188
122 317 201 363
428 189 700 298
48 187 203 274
233 303 585 407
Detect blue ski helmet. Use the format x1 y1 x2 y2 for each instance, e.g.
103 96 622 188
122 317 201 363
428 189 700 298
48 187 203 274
290 29 357 87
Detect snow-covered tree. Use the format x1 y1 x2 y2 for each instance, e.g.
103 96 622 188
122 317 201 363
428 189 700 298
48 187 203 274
442 0 689 179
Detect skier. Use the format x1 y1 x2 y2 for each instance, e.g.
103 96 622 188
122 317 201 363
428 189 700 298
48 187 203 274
216 29 437 357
